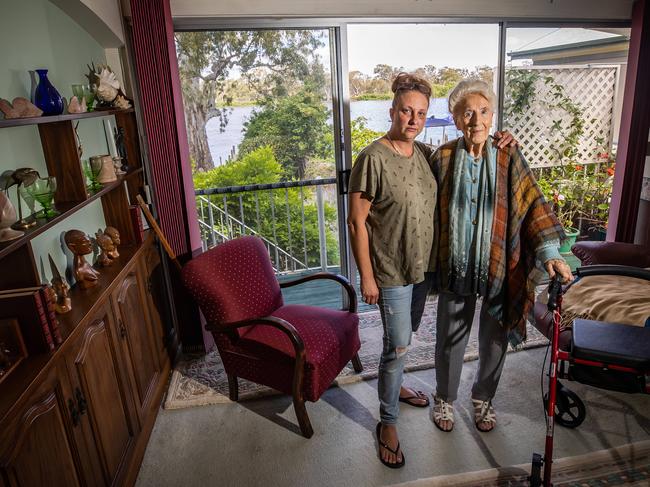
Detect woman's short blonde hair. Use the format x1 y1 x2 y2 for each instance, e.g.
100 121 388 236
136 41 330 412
391 72 432 108
447 79 496 115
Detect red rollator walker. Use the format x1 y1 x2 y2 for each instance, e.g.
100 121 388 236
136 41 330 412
529 265 650 487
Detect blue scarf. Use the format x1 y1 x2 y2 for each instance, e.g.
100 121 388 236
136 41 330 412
448 137 496 296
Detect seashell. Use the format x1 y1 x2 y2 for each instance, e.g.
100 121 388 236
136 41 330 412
0 97 43 119
113 94 131 109
95 68 120 103
67 95 86 113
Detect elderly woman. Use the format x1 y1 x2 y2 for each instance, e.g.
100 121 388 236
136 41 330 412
348 73 515 468
429 79 573 433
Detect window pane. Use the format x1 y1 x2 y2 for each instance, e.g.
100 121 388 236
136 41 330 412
505 27 630 244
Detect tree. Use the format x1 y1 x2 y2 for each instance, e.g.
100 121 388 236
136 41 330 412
193 147 339 267
175 30 324 171
238 89 330 179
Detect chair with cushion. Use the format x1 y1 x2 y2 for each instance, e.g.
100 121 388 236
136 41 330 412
182 236 363 438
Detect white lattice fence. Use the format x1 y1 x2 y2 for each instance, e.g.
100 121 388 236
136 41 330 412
504 66 618 168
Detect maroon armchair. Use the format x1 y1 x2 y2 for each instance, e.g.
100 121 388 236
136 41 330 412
182 236 362 438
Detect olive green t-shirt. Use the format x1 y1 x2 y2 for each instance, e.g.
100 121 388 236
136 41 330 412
349 140 437 287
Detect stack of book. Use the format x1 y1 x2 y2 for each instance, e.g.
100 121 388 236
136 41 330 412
0 285 63 354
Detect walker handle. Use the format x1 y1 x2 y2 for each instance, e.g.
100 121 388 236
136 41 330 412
547 277 562 312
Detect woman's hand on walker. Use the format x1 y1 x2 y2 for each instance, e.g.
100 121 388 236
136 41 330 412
493 130 518 149
361 276 380 305
545 259 574 283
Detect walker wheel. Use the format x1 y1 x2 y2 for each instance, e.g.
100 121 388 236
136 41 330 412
544 383 586 428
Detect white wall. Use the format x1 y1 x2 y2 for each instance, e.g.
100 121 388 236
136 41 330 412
169 0 633 21
50 0 124 47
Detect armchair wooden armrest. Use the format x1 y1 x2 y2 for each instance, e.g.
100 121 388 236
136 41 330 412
280 272 358 313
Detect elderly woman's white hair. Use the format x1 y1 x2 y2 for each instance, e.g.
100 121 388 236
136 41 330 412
448 79 496 116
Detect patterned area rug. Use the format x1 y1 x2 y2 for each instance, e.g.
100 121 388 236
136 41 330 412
390 440 650 487
164 298 548 409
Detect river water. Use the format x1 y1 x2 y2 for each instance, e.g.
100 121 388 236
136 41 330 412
205 98 460 166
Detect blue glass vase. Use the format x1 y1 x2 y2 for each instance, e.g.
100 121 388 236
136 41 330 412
34 69 64 116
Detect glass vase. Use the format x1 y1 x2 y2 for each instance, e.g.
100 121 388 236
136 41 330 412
34 69 64 116
27 177 58 219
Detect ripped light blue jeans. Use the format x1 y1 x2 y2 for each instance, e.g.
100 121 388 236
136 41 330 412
377 274 433 425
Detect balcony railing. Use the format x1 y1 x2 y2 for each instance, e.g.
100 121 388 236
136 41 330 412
195 178 339 274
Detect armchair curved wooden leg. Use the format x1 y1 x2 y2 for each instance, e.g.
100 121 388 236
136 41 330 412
352 353 363 373
227 374 239 402
293 395 314 438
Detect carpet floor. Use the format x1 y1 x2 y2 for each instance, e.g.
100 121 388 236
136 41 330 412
164 298 548 409
391 440 650 486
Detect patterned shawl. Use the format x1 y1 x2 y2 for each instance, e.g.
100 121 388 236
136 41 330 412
432 138 565 345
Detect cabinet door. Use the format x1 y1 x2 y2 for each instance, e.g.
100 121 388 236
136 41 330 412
141 243 171 365
112 267 160 421
0 366 83 487
64 304 138 487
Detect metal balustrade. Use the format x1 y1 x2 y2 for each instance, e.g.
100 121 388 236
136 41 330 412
195 178 338 274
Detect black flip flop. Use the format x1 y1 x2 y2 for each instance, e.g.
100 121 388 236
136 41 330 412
376 422 406 469
398 390 430 408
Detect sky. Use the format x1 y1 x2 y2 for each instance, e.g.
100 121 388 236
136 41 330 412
344 24 619 74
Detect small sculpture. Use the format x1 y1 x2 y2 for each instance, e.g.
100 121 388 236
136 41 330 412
0 97 43 119
104 226 120 259
114 127 129 172
64 230 100 289
95 230 115 267
67 96 86 114
48 253 71 313
0 190 24 242
0 168 40 230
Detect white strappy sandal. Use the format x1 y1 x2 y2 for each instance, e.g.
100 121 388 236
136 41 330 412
471 398 497 432
432 396 454 432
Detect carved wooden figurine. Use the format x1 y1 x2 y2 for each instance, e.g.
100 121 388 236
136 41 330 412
64 230 100 289
48 254 71 313
104 226 120 259
95 230 115 267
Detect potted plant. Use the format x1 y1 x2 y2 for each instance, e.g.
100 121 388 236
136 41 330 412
537 167 582 252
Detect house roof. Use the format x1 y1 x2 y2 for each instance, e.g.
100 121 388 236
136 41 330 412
509 29 628 59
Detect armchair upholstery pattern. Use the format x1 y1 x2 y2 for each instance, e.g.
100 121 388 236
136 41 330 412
182 236 362 437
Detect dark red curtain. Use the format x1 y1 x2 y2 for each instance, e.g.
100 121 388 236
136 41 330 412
128 0 201 257
608 0 650 242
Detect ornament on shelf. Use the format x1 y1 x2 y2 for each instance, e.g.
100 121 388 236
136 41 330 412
0 190 24 242
1 168 40 230
95 230 115 267
67 96 86 114
86 62 132 110
34 69 64 116
48 254 71 313
104 226 120 259
0 97 42 119
64 229 100 289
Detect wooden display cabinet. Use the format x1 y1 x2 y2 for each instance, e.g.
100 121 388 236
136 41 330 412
0 319 27 386
0 108 172 487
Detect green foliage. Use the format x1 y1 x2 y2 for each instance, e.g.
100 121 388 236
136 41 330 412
351 117 384 161
193 147 339 266
238 90 331 180
348 64 493 101
175 29 325 170
505 69 613 232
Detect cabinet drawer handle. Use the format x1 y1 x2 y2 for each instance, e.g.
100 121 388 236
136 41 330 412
75 387 87 415
68 398 80 427
119 320 127 339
